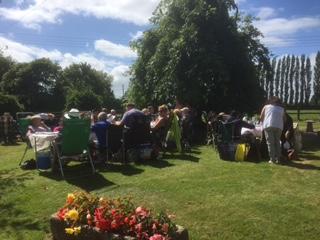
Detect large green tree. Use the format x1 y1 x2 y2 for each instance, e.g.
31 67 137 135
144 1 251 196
1 58 63 111
305 57 312 105
288 55 295 105
299 54 306 104
128 0 269 112
62 63 115 108
0 53 15 83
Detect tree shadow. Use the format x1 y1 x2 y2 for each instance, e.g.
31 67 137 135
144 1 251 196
135 159 174 169
164 153 200 162
0 170 42 238
299 151 320 161
99 163 145 176
1 142 21 146
281 160 320 171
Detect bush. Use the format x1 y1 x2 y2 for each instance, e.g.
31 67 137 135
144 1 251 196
0 93 24 115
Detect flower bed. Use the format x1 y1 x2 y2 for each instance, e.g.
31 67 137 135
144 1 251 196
50 192 188 240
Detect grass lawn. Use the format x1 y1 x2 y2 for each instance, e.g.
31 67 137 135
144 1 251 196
1 142 320 240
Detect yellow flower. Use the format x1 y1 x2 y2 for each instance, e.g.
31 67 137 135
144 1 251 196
65 209 79 221
73 226 81 235
65 228 75 235
66 193 75 204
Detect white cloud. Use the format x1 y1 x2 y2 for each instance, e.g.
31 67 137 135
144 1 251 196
256 7 276 20
130 31 144 41
0 0 160 29
255 16 320 48
0 36 128 97
111 65 131 97
95 39 136 59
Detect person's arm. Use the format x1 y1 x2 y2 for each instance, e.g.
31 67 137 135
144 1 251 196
259 106 266 123
151 118 165 130
40 121 51 131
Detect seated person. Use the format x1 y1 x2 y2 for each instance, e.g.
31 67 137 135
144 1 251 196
116 103 145 129
226 111 255 140
91 112 111 151
64 108 80 120
151 105 169 149
27 115 51 136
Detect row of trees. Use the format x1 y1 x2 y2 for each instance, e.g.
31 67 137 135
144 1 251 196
258 51 320 105
0 54 121 114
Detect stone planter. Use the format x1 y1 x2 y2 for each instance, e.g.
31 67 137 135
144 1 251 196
50 215 189 240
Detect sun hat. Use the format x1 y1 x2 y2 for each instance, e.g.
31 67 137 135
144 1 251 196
30 115 42 121
64 108 80 119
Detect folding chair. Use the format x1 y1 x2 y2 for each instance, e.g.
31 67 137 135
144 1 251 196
106 124 124 162
18 118 32 165
54 118 95 178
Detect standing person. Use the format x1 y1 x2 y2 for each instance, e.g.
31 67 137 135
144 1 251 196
260 97 285 164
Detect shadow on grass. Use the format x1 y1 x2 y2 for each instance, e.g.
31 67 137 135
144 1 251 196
39 163 116 191
299 151 320 161
165 153 200 162
0 170 42 237
1 142 21 146
135 159 174 169
281 160 320 171
0 169 33 194
99 163 145 176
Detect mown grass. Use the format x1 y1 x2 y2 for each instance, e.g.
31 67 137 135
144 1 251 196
1 142 320 240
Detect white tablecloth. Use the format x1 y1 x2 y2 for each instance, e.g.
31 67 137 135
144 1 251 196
29 132 59 151
241 125 263 138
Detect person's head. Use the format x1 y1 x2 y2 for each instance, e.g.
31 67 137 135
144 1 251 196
126 103 135 111
31 115 42 127
142 108 149 115
64 108 80 119
101 108 108 113
110 109 116 115
148 106 154 114
268 96 282 106
158 105 168 117
173 108 181 117
97 112 108 121
181 107 190 116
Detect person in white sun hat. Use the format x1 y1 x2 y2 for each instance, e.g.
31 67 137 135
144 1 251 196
64 108 80 119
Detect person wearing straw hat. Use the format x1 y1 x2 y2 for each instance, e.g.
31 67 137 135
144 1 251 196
26 115 51 137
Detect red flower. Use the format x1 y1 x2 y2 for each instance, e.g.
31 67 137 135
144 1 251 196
150 234 166 240
135 206 149 217
162 223 169 233
135 223 143 233
57 208 68 221
94 208 111 231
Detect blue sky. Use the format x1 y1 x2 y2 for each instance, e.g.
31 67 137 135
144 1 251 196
0 0 319 97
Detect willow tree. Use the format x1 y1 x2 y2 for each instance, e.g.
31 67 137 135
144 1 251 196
129 0 270 112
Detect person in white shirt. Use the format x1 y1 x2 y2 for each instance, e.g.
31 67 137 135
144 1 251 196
260 97 286 164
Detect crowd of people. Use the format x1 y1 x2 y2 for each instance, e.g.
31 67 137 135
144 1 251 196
206 96 295 163
0 97 298 165
16 103 196 163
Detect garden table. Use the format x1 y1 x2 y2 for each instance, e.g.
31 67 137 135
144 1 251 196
241 124 263 139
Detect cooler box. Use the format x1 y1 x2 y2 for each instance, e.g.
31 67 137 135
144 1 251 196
36 151 51 169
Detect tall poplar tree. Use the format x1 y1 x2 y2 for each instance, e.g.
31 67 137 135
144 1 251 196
279 57 286 100
284 55 291 104
294 57 300 104
288 55 295 105
299 55 306 104
275 58 281 97
305 57 312 104
313 51 320 105
269 58 277 97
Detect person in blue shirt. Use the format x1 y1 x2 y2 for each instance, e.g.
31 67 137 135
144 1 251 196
91 112 111 159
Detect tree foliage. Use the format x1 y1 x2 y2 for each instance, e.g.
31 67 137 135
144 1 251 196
65 89 103 111
313 51 320 105
0 93 24 114
128 0 269 112
1 58 63 111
